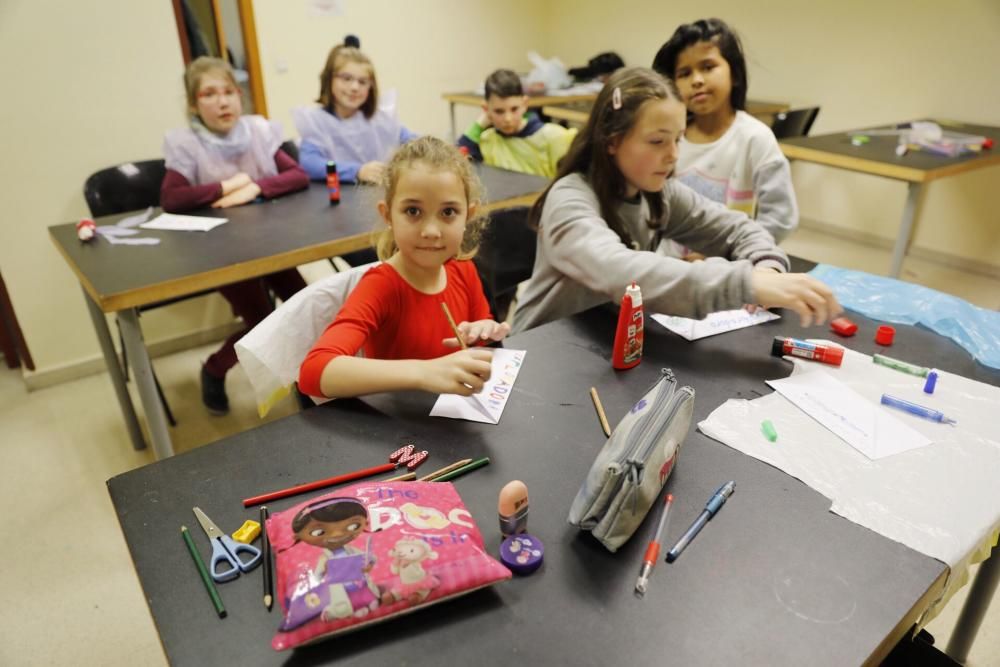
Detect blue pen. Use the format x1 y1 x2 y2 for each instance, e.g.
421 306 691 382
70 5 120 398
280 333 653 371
665 481 735 563
881 394 957 425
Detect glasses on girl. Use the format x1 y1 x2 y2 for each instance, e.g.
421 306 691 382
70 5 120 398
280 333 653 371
197 87 239 103
335 72 372 88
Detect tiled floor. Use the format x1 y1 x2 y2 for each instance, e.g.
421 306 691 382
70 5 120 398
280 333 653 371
3 235 998 666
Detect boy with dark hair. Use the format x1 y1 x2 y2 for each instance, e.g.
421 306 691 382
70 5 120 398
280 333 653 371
458 68 576 177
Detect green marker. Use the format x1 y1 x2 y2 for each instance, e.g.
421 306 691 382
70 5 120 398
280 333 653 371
761 420 778 442
873 353 929 377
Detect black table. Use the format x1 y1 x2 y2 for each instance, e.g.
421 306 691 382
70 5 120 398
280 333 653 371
50 165 547 459
779 119 1000 278
108 293 1000 665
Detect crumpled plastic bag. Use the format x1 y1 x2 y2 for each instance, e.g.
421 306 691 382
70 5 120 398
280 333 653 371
810 264 1000 369
524 51 572 92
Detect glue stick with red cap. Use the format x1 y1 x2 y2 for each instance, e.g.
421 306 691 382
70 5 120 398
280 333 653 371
612 282 643 370
771 336 844 367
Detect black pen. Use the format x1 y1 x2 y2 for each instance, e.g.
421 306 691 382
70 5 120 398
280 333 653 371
665 481 735 563
261 506 273 611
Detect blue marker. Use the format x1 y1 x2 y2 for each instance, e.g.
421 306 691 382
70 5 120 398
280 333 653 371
880 394 957 425
665 481 735 563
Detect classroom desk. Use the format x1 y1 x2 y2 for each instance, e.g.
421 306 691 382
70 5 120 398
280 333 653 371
542 98 791 126
442 90 597 140
107 283 1000 665
779 119 1000 279
49 165 548 460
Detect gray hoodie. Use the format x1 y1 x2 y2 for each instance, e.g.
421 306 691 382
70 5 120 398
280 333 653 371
511 173 789 333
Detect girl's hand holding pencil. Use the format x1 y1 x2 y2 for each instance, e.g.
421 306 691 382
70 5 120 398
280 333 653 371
420 349 493 396
443 319 511 348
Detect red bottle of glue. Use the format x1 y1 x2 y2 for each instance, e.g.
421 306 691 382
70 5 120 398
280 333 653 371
612 282 644 369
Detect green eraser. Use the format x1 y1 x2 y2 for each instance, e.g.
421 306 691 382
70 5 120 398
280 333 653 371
761 419 778 442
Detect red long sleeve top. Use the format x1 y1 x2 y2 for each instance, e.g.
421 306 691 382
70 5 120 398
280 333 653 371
159 149 309 212
298 260 493 397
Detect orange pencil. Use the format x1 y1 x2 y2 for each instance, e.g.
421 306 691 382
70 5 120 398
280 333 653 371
440 302 467 349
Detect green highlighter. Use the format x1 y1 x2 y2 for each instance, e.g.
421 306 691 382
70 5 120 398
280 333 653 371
873 353 929 377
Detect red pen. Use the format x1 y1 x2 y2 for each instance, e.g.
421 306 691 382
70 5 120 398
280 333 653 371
771 336 844 367
635 493 673 597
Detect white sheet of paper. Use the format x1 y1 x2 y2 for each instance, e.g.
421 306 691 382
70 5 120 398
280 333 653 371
140 213 228 232
650 308 780 341
766 369 932 459
430 349 526 424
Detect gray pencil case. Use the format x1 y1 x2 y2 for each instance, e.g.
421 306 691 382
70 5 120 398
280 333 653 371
568 369 694 552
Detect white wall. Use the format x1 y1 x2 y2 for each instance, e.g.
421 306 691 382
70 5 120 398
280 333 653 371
543 0 1000 266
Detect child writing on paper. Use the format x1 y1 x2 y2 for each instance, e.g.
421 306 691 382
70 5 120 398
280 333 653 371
294 36 418 186
298 137 510 399
511 67 840 335
652 18 798 257
159 57 309 415
457 69 577 178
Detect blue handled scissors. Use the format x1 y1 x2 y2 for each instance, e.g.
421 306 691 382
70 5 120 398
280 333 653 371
193 507 262 583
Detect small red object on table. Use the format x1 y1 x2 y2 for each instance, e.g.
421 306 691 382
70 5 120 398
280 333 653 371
830 317 858 337
875 325 896 346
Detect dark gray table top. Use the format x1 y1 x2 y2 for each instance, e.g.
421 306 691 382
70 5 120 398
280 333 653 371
108 285 1000 665
50 164 547 312
780 119 1000 176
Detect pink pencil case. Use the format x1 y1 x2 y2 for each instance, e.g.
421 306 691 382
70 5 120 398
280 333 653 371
268 481 511 651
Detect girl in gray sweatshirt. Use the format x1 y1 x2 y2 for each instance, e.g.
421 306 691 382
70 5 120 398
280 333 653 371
512 67 839 334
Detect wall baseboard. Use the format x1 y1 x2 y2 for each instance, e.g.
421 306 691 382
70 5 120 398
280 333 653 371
22 321 243 391
798 217 1000 280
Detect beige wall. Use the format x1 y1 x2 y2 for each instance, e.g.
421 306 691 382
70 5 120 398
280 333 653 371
543 0 1000 266
3 0 998 382
0 0 238 378
252 0 548 143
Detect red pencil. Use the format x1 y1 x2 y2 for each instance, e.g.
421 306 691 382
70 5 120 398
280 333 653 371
242 462 396 507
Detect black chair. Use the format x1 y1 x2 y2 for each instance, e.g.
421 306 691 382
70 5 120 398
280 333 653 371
770 107 820 139
279 139 299 163
84 159 181 425
474 206 537 322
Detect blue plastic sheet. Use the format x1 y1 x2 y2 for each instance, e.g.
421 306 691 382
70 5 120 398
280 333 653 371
810 264 1000 369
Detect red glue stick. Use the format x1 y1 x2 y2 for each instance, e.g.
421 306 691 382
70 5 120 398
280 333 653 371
326 161 340 205
612 282 643 370
771 336 844 367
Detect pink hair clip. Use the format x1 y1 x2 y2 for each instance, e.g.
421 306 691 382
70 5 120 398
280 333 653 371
612 87 622 110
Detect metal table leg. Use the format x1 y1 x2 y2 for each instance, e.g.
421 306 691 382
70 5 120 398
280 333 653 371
449 101 457 143
118 308 175 459
947 543 1000 663
82 288 145 451
888 182 925 278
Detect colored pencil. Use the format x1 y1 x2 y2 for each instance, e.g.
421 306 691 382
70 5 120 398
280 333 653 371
419 458 473 481
384 471 417 482
260 507 273 611
440 302 467 349
181 525 226 618
432 457 490 482
242 462 396 507
590 387 612 437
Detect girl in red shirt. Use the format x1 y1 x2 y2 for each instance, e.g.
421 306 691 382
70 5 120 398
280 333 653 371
299 137 510 399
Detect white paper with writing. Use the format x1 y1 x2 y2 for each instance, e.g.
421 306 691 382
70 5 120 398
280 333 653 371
140 213 228 232
651 309 779 341
430 349 525 424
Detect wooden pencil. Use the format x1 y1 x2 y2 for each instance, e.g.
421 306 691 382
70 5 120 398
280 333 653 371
181 526 226 618
419 458 473 481
590 387 612 438
440 302 467 349
384 471 417 482
260 506 273 611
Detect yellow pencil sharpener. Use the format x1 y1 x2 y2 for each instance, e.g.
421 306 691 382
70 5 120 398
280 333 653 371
232 519 261 544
